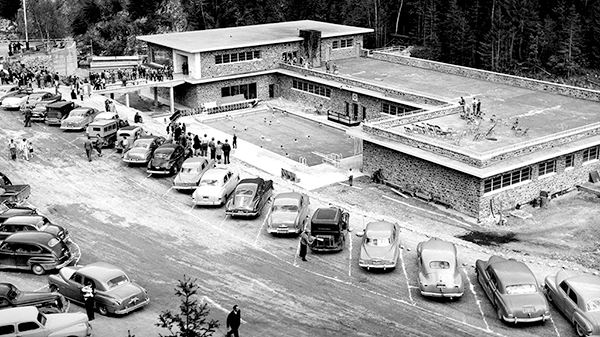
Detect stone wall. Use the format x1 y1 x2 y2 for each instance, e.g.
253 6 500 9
322 35 364 60
371 52 600 102
478 152 600 219
363 141 481 216
279 63 448 106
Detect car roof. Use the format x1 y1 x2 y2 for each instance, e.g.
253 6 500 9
566 274 600 302
90 119 117 126
202 168 230 179
0 306 39 324
157 143 179 150
47 101 73 108
274 192 303 201
238 177 264 186
366 221 395 232
120 125 140 131
78 262 126 282
312 207 341 223
420 238 457 261
71 107 94 113
3 215 45 225
4 231 57 243
183 157 207 166
489 258 537 285
29 91 51 97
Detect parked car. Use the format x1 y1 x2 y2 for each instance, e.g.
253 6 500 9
0 184 31 205
122 136 165 165
225 177 274 217
48 261 150 316
191 167 240 206
60 107 99 131
20 91 61 112
45 101 77 125
544 270 600 336
147 143 188 175
115 125 146 152
87 119 119 148
0 204 38 224
93 111 129 128
30 98 63 121
357 221 400 270
475 255 551 323
0 215 69 242
0 306 91 337
265 192 310 234
173 157 215 190
0 87 32 104
1 92 31 110
0 84 19 98
309 207 349 252
416 238 463 298
0 232 80 275
0 282 69 313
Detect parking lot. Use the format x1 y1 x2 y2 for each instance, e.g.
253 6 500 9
0 91 586 337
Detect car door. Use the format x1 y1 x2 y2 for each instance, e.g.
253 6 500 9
480 267 497 302
16 320 45 337
0 242 16 268
67 272 85 302
14 244 42 268
0 224 12 241
555 281 569 315
560 282 578 319
223 172 233 197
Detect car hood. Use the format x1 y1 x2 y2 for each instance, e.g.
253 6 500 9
63 117 84 123
150 158 170 167
360 244 396 260
106 283 145 301
194 186 221 197
126 148 150 159
45 312 88 330
270 211 298 225
232 195 256 209
17 291 62 306
175 172 200 183
503 293 548 312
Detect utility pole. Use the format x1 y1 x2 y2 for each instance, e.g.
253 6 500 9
23 0 29 50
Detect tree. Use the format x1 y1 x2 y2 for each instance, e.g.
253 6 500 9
0 0 20 21
156 275 220 337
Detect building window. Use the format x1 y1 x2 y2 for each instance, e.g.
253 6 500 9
215 50 261 65
538 159 556 176
484 167 531 193
221 83 257 99
332 41 339 49
292 79 331 98
565 154 574 168
382 103 407 116
583 146 599 162
340 38 354 48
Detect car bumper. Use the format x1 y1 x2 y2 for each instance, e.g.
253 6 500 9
419 289 464 298
60 126 84 130
311 246 343 252
147 169 171 175
123 158 148 164
173 184 197 190
359 262 397 270
267 227 301 234
113 297 150 315
226 210 258 217
3 103 21 109
501 313 551 323
193 198 223 206
45 119 61 125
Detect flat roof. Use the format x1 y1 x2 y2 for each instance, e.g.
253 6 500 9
137 20 373 54
336 57 600 153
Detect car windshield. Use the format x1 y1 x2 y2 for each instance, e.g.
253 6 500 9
505 284 537 295
71 111 87 117
154 152 171 159
106 274 130 289
273 204 298 212
200 179 219 187
134 142 149 149
587 299 600 311
181 167 197 173
429 261 450 269
365 231 392 246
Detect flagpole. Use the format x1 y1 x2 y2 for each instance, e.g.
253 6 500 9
23 0 29 50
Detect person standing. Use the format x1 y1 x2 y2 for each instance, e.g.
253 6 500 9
95 135 103 157
299 228 315 262
83 136 94 162
476 99 482 116
226 305 241 337
8 139 17 160
232 134 237 149
348 168 354 186
81 281 95 321
24 107 33 127
27 141 34 159
208 137 216 160
215 140 223 164
120 136 130 158
222 139 231 164
193 135 201 157
18 139 28 161
201 134 209 157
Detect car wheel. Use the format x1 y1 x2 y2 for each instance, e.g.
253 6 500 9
576 322 589 337
97 304 109 316
31 263 45 275
49 284 59 292
544 285 553 302
496 307 503 322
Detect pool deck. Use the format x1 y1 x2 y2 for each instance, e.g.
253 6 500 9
335 57 600 153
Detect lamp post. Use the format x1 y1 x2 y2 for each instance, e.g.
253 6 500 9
22 0 29 50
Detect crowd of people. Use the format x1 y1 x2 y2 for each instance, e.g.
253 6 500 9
8 138 34 161
166 121 238 165
88 64 174 90
0 61 61 92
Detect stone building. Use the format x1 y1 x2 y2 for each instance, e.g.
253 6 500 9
137 20 600 222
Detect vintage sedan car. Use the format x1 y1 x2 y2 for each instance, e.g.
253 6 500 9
1 91 31 110
544 270 600 336
0 232 80 275
123 136 166 165
115 125 146 152
48 261 150 316
475 255 551 323
0 87 32 104
60 107 99 131
147 143 188 175
416 238 464 298
191 167 240 206
0 204 38 224
30 98 63 121
0 282 69 313
265 192 310 234
173 157 215 190
357 221 400 270
0 215 69 242
225 177 274 217
19 91 61 111
0 84 19 97
0 306 92 337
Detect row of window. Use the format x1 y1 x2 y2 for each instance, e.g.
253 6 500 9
215 50 261 65
483 145 600 193
292 79 332 98
332 38 354 49
221 83 257 100
382 103 410 116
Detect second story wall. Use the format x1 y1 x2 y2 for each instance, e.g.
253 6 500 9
321 35 364 61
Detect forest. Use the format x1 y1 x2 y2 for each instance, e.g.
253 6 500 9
1 0 600 86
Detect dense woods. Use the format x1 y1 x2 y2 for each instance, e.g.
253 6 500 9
2 0 600 84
